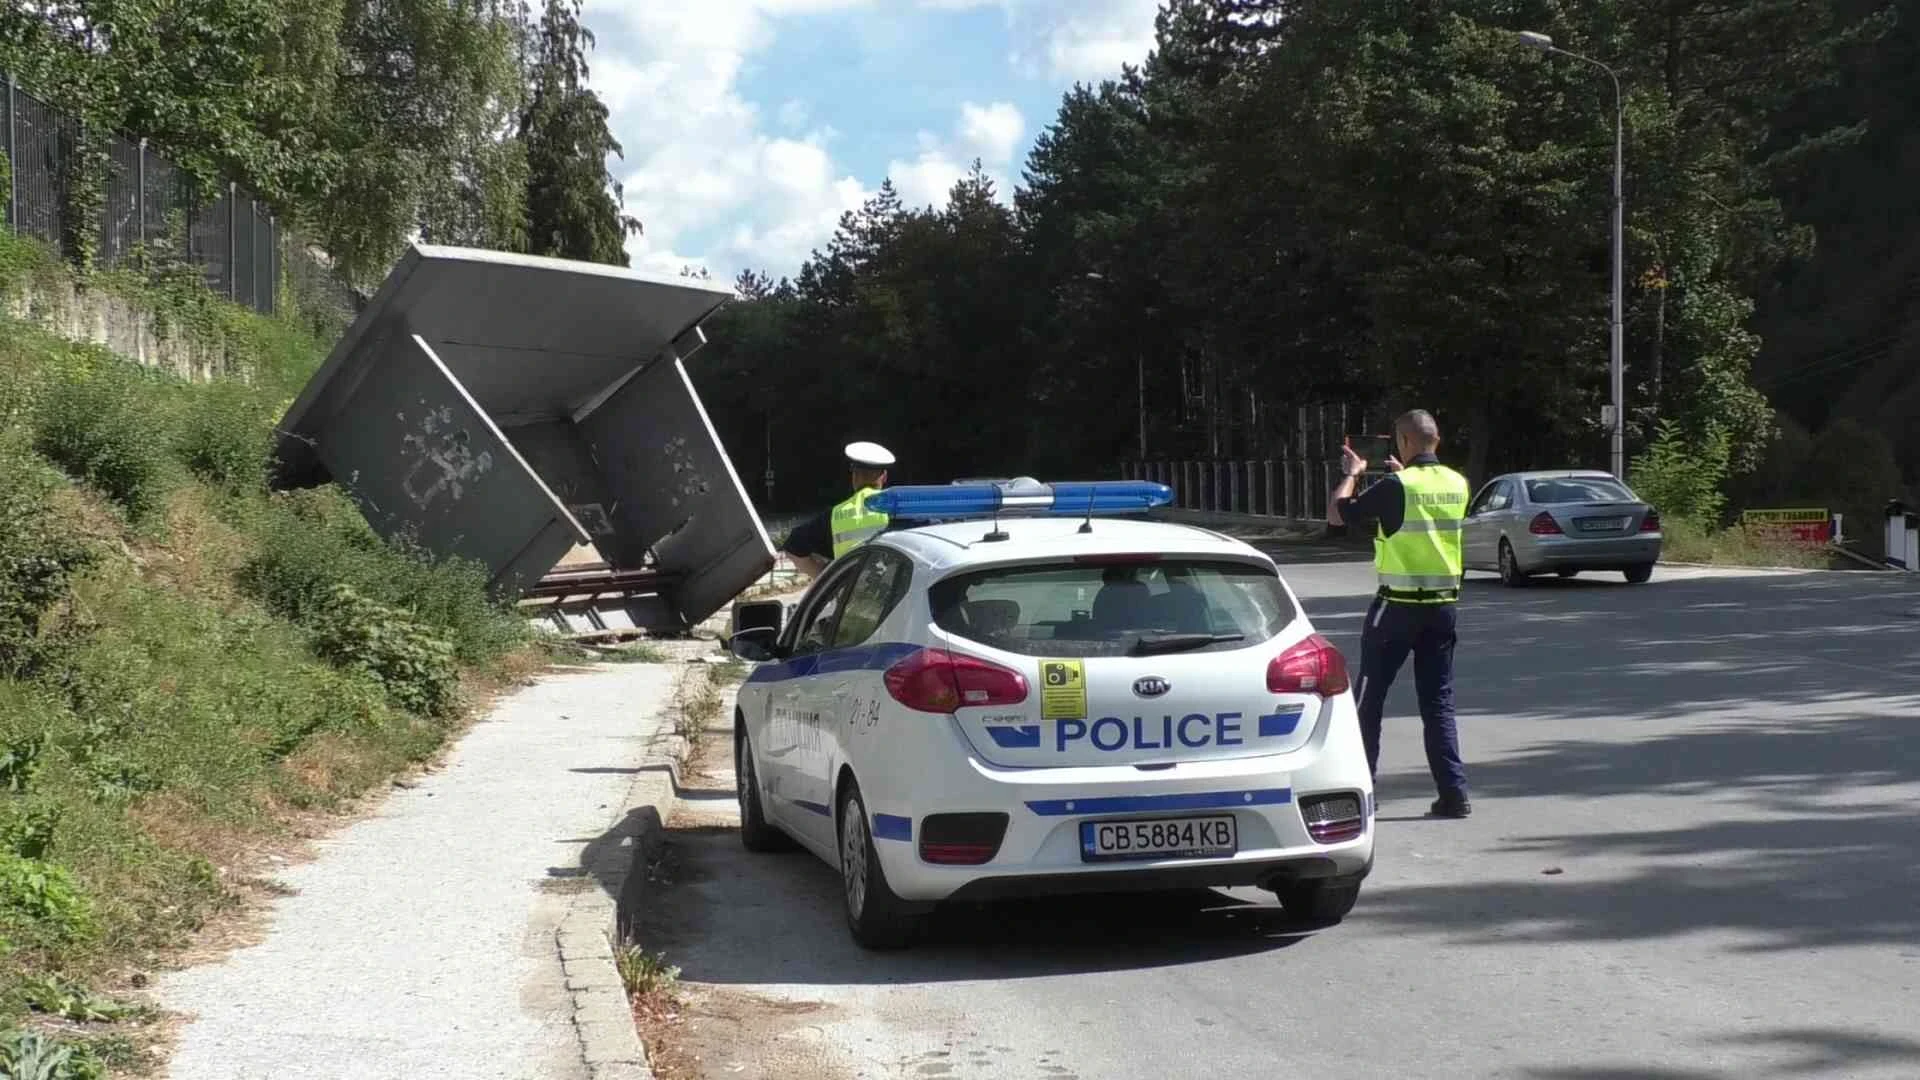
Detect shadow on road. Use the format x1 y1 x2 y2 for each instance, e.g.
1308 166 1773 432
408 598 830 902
1517 1025 1920 1079
1305 569 1920 725
1298 566 1920 955
1362 713 1920 952
628 825 1314 985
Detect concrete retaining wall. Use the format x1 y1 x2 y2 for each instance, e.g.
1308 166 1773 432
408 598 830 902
3 275 239 382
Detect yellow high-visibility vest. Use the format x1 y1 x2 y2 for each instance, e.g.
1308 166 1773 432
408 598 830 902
829 486 890 559
1375 464 1469 603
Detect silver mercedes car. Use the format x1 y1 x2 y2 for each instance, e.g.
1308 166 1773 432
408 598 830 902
1462 470 1663 586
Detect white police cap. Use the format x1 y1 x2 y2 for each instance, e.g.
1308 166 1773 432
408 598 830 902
844 441 895 468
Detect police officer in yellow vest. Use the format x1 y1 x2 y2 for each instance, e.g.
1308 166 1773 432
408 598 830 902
778 441 895 579
1328 410 1474 818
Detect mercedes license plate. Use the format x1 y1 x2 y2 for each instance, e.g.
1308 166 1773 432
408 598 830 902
1578 516 1628 531
1080 815 1238 863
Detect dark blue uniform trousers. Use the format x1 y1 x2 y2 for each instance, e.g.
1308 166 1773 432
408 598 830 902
1355 596 1467 797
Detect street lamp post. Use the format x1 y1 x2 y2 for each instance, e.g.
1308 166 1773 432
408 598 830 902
1519 30 1626 482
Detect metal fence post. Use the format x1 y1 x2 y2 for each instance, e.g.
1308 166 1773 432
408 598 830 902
5 72 15 231
247 197 258 309
134 138 146 262
226 181 237 300
269 211 279 315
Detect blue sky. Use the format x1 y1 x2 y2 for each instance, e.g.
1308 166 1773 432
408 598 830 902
578 0 1163 285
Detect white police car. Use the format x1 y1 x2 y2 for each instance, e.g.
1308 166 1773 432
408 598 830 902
726 479 1373 949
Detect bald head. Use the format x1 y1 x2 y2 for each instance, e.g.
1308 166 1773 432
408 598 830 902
1394 409 1441 457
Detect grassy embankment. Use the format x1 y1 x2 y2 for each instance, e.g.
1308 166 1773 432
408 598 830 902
1657 518 1835 570
0 234 548 1077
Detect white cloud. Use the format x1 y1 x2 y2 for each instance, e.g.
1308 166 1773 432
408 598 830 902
582 0 1152 282
584 0 874 282
921 0 1159 80
957 101 1024 164
883 100 1024 210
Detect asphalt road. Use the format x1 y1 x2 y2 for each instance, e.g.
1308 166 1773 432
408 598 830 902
638 559 1920 1080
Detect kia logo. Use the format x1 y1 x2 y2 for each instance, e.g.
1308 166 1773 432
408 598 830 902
1133 676 1171 698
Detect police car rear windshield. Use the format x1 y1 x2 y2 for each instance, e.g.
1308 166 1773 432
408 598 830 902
928 558 1297 658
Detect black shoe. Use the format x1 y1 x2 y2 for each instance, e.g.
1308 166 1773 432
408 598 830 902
1429 794 1472 819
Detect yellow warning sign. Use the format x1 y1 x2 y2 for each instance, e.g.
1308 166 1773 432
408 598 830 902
1039 659 1087 721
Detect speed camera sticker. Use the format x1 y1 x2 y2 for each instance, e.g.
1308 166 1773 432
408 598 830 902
1039 659 1087 721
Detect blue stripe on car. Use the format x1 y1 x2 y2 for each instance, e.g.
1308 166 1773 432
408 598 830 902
985 724 1043 749
745 642 924 684
1024 788 1292 816
1258 706 1305 737
871 814 913 842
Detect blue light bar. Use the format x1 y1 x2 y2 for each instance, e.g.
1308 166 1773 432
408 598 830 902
864 480 1172 519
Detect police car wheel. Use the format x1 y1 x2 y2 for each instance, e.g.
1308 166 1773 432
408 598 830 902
838 781 917 950
1272 879 1362 924
736 727 789 853
1498 540 1529 588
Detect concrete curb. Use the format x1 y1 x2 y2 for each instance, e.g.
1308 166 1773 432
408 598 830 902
1658 559 1892 575
554 688 694 1080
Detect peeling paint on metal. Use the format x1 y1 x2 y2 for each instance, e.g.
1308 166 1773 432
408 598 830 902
400 404 497 509
661 434 711 509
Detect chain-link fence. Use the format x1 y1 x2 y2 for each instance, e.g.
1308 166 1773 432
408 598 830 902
3 72 281 314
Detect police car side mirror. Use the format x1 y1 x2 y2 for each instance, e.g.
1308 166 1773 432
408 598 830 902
731 599 785 639
729 626 780 663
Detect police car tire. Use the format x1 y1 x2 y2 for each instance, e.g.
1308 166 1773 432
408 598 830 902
1273 879 1362 924
838 781 917 950
736 728 790 853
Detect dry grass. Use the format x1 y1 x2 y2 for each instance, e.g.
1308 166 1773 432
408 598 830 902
671 665 726 748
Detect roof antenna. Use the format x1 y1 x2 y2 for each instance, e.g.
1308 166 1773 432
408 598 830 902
1076 485 1098 533
983 480 1010 542
983 500 1008 543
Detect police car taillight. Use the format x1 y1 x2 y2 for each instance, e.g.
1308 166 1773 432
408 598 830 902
1266 634 1350 697
884 648 1030 713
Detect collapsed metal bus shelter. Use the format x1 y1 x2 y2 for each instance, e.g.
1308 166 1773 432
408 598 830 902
271 244 776 635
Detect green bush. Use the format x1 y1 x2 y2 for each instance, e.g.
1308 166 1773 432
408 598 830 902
0 437 97 678
30 361 174 521
57 573 401 807
174 380 274 489
0 801 59 860
0 1028 107 1080
312 585 461 718
0 852 95 950
237 488 527 665
1630 418 1729 528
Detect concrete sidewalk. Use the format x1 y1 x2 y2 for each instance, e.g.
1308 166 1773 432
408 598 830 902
158 661 687 1080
